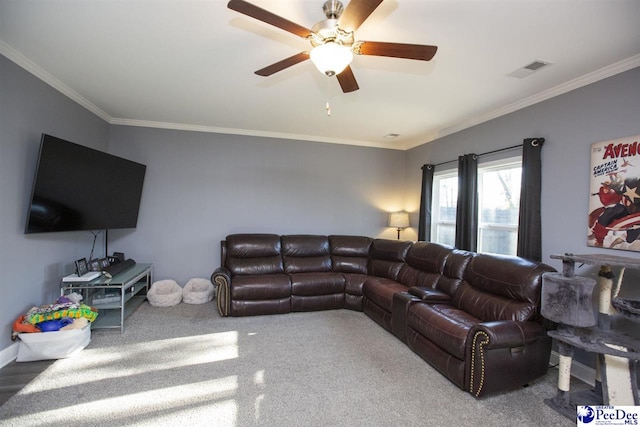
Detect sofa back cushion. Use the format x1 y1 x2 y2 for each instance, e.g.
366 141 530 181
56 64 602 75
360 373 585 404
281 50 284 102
225 234 284 276
397 242 452 288
282 235 332 274
329 235 373 274
435 249 475 296
368 239 412 281
453 253 554 322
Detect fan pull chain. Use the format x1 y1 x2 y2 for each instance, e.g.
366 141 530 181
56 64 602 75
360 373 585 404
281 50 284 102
325 75 331 116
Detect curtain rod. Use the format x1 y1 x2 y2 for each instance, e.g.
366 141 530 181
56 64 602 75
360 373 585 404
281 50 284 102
430 143 524 168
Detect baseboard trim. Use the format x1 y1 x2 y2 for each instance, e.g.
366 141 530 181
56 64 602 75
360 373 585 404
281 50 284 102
550 350 596 387
0 342 18 369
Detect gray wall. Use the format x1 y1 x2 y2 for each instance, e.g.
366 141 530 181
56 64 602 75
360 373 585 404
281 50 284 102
406 66 640 367
407 66 640 266
0 55 109 351
106 126 406 284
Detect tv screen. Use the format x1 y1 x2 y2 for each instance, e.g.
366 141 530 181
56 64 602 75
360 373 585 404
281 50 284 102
25 134 146 234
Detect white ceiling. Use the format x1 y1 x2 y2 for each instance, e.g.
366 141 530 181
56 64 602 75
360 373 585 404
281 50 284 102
1 0 639 150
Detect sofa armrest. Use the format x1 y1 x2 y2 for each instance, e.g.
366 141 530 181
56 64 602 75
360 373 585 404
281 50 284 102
211 267 231 317
211 267 230 284
391 291 421 343
467 320 551 397
470 320 546 349
408 287 451 304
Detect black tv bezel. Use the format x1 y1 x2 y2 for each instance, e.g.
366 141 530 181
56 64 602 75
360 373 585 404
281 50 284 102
24 133 147 234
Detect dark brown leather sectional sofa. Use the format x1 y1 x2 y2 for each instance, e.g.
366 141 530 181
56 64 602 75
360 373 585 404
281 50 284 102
211 234 556 397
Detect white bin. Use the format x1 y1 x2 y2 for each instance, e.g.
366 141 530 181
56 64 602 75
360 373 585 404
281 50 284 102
17 323 91 362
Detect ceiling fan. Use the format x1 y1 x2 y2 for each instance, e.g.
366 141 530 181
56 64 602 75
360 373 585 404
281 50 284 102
228 0 438 93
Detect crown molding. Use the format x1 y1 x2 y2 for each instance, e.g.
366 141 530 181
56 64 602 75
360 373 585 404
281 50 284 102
3 38 638 152
402 54 640 150
0 41 398 150
109 118 404 150
0 40 112 123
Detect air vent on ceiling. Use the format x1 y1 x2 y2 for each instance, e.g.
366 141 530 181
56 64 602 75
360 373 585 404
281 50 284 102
507 60 552 79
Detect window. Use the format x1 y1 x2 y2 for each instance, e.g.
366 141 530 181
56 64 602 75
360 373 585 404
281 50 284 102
431 171 457 247
477 159 521 255
430 157 522 255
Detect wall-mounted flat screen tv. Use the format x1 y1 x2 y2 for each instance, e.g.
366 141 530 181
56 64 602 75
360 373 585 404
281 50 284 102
25 134 146 234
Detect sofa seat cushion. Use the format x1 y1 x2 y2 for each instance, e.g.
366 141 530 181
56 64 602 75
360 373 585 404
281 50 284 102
408 303 480 361
231 274 291 300
363 278 409 312
290 272 345 296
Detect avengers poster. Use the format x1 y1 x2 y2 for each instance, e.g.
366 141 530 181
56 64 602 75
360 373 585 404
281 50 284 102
589 134 640 251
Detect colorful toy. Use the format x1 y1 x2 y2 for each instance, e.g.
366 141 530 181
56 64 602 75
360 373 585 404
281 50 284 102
27 304 98 324
38 318 74 332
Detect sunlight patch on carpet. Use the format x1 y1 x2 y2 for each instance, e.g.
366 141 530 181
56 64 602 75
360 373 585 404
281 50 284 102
3 375 240 427
20 331 239 392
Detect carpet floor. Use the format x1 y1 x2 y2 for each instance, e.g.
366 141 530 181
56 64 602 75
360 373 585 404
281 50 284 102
0 301 584 426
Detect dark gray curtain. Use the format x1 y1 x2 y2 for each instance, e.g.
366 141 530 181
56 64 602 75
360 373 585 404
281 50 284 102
455 154 478 251
418 164 435 241
517 138 545 261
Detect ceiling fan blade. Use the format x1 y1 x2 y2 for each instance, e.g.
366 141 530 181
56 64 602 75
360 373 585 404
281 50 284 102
336 66 359 93
228 0 312 38
355 41 438 61
255 52 310 76
338 0 384 32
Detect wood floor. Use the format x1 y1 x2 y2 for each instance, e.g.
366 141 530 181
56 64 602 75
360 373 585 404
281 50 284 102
0 360 53 406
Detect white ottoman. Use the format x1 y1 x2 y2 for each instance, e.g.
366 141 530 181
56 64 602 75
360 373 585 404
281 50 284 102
182 278 215 304
147 279 183 307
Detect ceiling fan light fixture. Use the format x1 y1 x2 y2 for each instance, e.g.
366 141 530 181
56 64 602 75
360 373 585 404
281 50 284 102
310 41 353 76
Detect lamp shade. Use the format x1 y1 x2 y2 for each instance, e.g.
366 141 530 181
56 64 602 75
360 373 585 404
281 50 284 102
389 211 410 229
310 42 353 76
